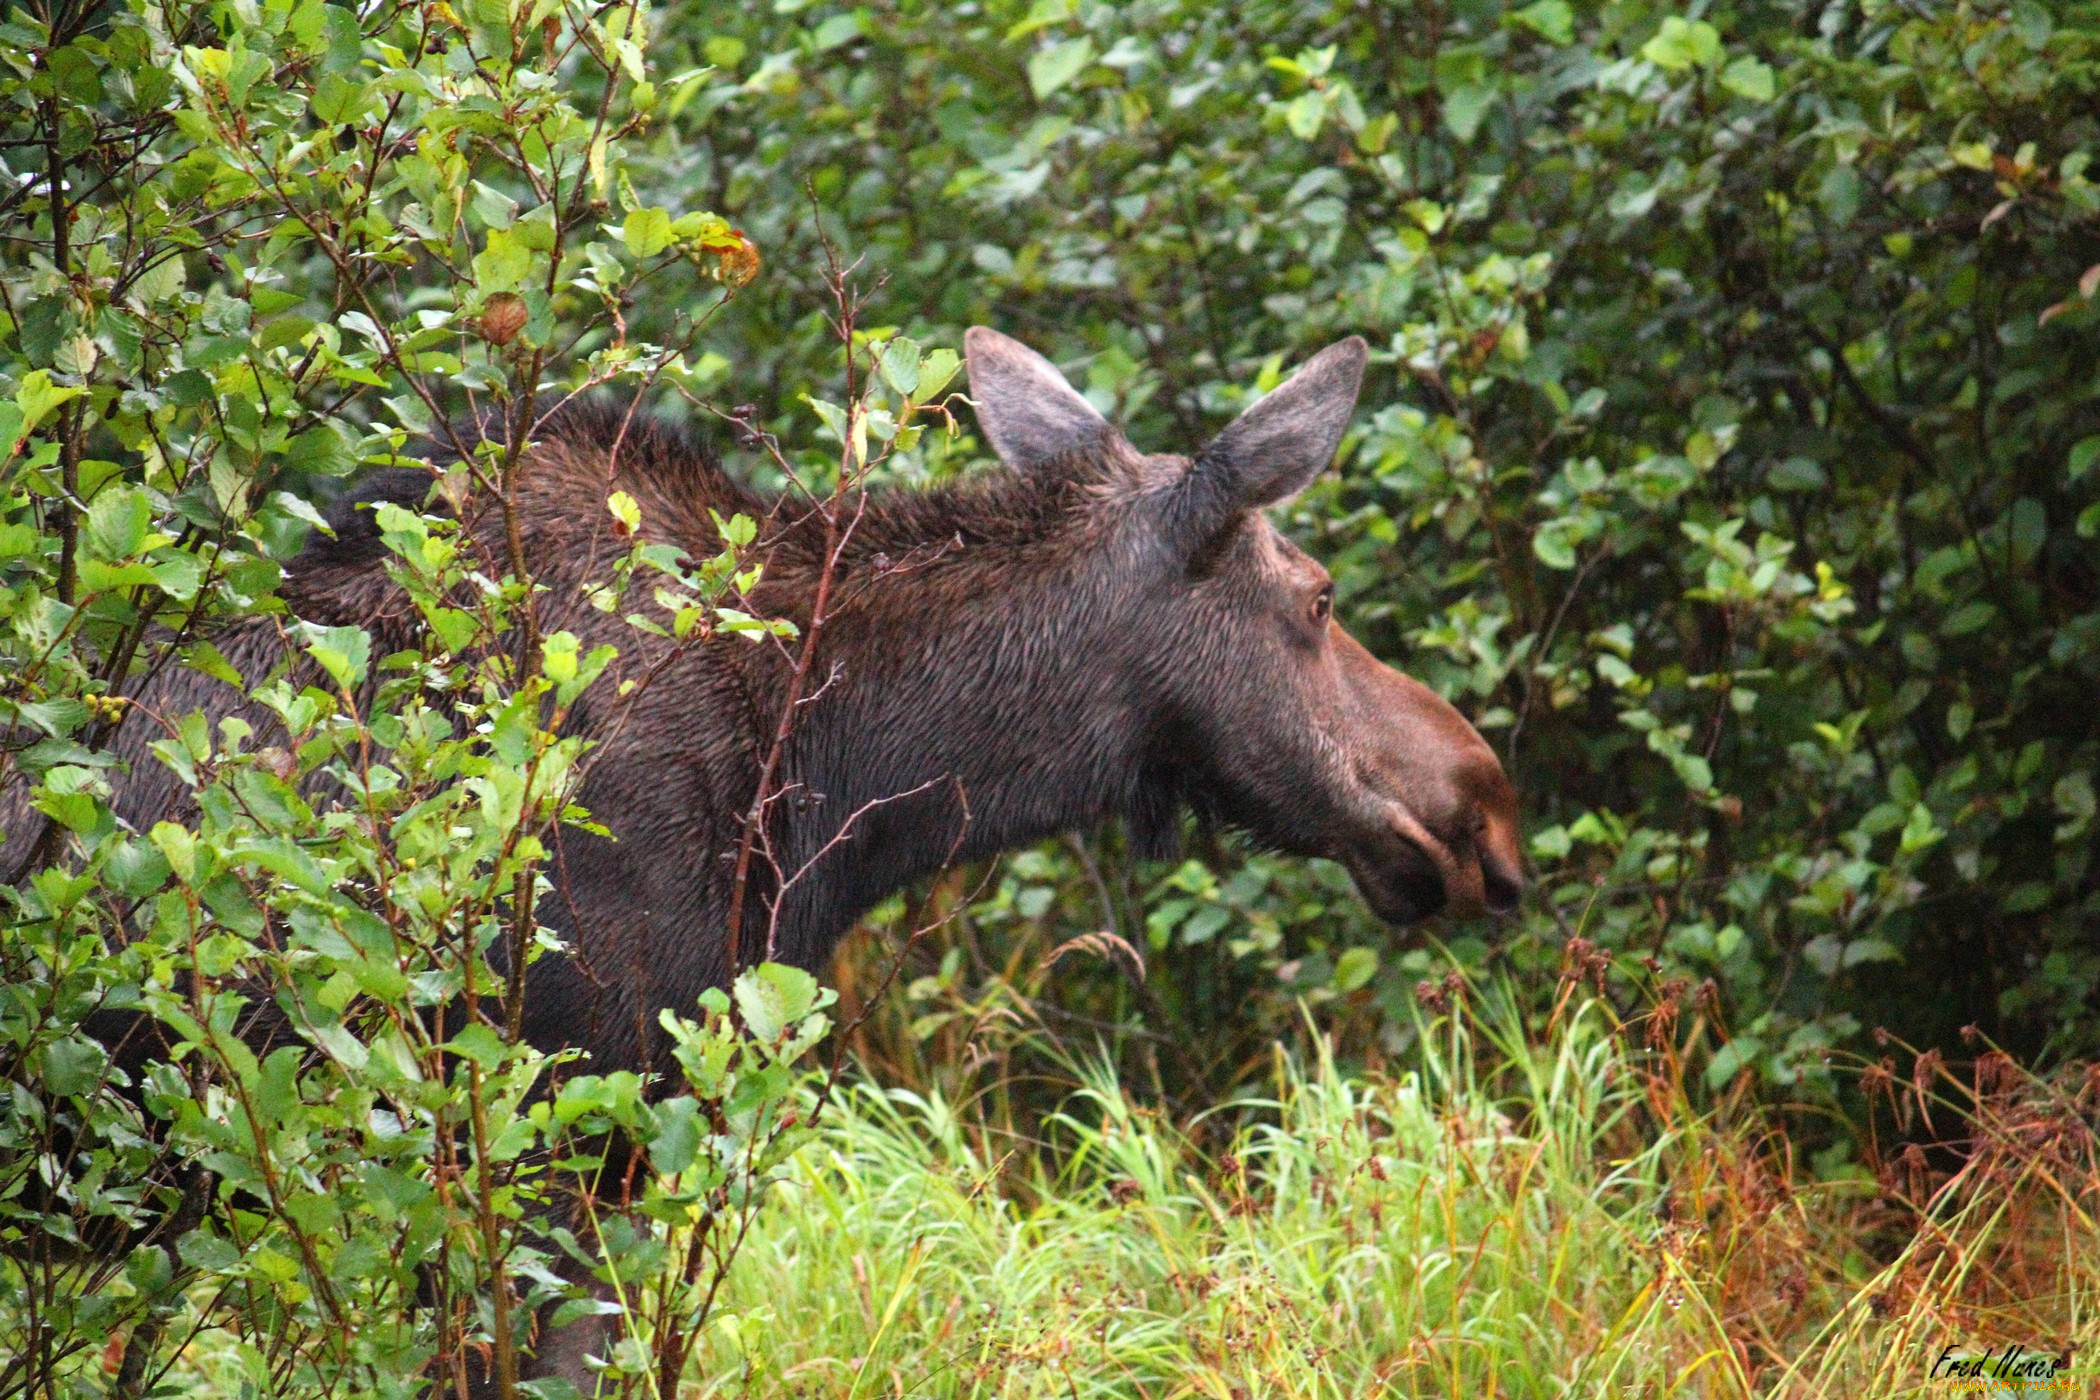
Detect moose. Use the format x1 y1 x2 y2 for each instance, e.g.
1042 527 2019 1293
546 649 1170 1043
2 328 1523 1386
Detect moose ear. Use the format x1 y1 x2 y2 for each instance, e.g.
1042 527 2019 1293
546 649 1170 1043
1186 337 1368 524
964 327 1116 472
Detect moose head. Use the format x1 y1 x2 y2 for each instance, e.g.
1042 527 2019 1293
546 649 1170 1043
951 327 1524 925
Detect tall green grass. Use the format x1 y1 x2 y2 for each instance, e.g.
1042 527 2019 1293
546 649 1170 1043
148 982 2097 1397
686 987 2099 1399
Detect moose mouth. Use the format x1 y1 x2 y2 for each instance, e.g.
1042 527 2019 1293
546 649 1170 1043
1342 838 1453 925
1338 801 1524 926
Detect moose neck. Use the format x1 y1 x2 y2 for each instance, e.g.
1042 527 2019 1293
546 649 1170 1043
756 530 1156 964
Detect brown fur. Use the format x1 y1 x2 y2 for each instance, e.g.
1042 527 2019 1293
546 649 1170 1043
5 351 1525 1077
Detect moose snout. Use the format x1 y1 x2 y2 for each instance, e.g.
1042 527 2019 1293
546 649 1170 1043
1433 749 1526 920
1373 786 1523 924
1328 632 1525 926
1339 779 1522 927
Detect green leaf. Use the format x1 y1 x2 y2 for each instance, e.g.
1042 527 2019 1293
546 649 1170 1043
283 422 357 476
2008 497 2046 567
879 336 921 396
1443 84 1495 143
1769 457 1826 491
123 1245 173 1298
471 180 520 230
648 1095 701 1174
1642 17 1723 72
1705 1036 1763 1089
811 10 864 50
449 1022 509 1067
1949 140 1995 171
716 510 757 547
1719 55 1775 102
269 490 335 538
131 254 187 305
1899 803 1944 856
426 606 479 655
182 641 246 689
915 348 961 402
1284 90 1328 141
106 839 172 897
39 1037 104 1096
474 228 534 292
78 560 157 591
302 623 372 690
236 836 333 896
1508 0 1572 44
622 207 676 259
1180 904 1230 945
1939 601 1996 636
551 1296 628 1331
1818 165 1861 226
2003 881 2052 913
251 288 304 315
1006 0 1074 40
1027 37 1094 98
16 369 85 430
803 394 849 445
257 315 316 352
1532 522 1578 570
85 487 151 560
1842 938 1899 968
2068 435 2100 483
1333 945 1379 993
733 962 820 1045
12 698 89 739
178 1229 242 1274
1145 897 1194 950
312 72 377 124
541 630 580 683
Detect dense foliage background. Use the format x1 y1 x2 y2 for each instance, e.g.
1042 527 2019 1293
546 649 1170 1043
2 0 2098 1391
598 0 2100 1091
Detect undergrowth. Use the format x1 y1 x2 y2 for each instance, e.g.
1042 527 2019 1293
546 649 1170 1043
681 980 2098 1399
142 971 2099 1396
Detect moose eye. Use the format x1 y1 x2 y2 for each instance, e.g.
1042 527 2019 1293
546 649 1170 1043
1310 586 1334 625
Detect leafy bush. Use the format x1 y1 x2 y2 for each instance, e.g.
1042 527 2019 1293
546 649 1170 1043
0 0 845 1392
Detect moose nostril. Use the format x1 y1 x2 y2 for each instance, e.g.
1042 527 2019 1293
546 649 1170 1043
1479 850 1523 914
1459 795 1525 915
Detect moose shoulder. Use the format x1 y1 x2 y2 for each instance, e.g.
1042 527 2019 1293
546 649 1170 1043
5 329 1522 1079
